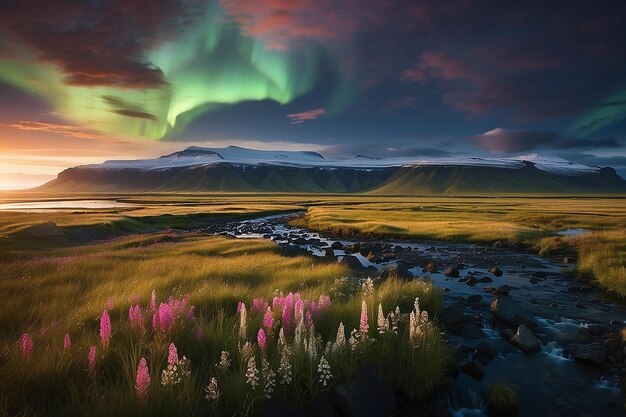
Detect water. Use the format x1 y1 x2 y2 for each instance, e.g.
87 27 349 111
208 213 626 416
0 200 137 212
556 228 589 237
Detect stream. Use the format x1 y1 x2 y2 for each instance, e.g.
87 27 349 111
207 212 625 417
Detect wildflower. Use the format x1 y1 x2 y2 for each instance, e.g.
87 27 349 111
153 303 174 333
377 303 388 334
294 320 305 348
318 295 332 312
129 305 145 330
238 302 247 340
262 358 276 398
310 301 318 317
239 341 254 361
294 299 304 325
205 376 220 401
262 307 274 333
389 306 401 335
278 348 292 385
245 356 260 389
63 333 71 350
105 297 114 311
348 329 359 351
333 322 346 351
317 356 332 386
150 289 157 312
277 327 287 352
216 351 231 370
257 328 267 350
307 325 318 359
272 293 284 311
167 343 178 366
99 309 111 348
305 311 314 329
252 298 268 315
359 299 369 338
135 357 150 404
281 303 293 335
20 333 33 358
88 345 96 372
361 277 374 297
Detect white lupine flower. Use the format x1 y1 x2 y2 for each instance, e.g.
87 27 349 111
161 356 191 386
278 327 287 351
361 278 374 297
245 356 259 389
205 376 220 401
389 306 401 335
278 349 293 385
334 322 346 352
262 358 276 399
239 305 247 340
414 297 420 316
348 329 359 351
216 351 231 370
317 356 333 386
377 303 388 334
294 320 305 348
239 341 254 361
307 325 317 359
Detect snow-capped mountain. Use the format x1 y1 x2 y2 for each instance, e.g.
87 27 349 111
41 146 626 194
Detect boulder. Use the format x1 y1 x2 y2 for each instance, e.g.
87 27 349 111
495 285 510 296
461 276 478 286
339 255 365 270
331 241 344 250
490 296 538 328
440 305 466 325
568 343 607 366
509 324 540 352
492 241 502 249
423 261 438 273
21 221 65 238
331 365 395 417
489 267 503 277
461 323 485 338
378 262 413 280
460 359 484 380
324 248 335 259
444 267 460 277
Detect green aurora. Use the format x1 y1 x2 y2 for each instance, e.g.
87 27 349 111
0 3 331 140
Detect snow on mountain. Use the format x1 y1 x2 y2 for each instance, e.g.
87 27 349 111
83 146 598 176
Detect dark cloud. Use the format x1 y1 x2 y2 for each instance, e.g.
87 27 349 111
0 0 203 88
472 128 622 153
101 95 159 121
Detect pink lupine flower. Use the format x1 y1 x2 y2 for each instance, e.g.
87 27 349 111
305 311 314 329
281 304 293 335
100 309 111 349
310 300 318 317
88 345 97 372
251 298 268 315
135 357 151 404
257 328 267 350
150 289 157 313
318 295 331 311
168 342 178 366
272 293 284 311
359 299 369 336
105 297 114 311
294 299 305 325
129 305 145 330
152 303 173 332
263 307 274 333
63 333 71 350
20 333 33 358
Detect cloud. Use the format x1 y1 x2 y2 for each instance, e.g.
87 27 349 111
286 108 326 124
472 127 622 153
323 143 454 158
4 121 104 139
0 0 203 88
384 96 417 109
101 95 158 121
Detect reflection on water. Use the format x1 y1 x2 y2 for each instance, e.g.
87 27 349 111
0 200 137 212
556 228 589 237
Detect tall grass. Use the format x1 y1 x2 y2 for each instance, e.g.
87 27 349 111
0 233 448 416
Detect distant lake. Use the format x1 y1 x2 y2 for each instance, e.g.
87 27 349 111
0 200 138 212
556 228 590 237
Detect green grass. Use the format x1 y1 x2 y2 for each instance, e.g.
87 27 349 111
0 232 448 416
485 383 519 416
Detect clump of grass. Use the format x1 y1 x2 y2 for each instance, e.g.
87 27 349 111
485 383 519 416
575 229 626 297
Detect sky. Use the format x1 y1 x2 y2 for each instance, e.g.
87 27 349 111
1 0 626 189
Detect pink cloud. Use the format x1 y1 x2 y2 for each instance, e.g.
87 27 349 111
286 108 326 124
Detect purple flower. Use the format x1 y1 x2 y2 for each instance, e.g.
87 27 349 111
251 298 268 315
20 333 33 358
100 309 111 348
262 307 274 333
88 345 97 372
281 304 292 335
135 357 150 404
105 297 114 311
63 333 71 350
168 342 178 366
153 303 173 332
129 305 145 330
257 328 267 350
305 311 314 329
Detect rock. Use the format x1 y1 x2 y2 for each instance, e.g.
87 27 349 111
424 261 438 273
568 343 607 366
500 328 515 341
425 401 453 417
483 286 495 293
549 302 558 308
359 245 372 257
476 342 498 359
489 267 503 277
339 255 365 270
444 267 460 277
467 295 483 304
377 262 413 280
461 276 479 286
324 248 335 258
331 241 344 250
492 241 502 249
21 221 65 238
292 237 309 245
441 305 467 324
331 365 395 417
495 285 510 296
460 359 484 380
461 323 485 338
490 295 538 328
509 324 540 352
456 263 466 270
506 240 521 250
479 276 493 283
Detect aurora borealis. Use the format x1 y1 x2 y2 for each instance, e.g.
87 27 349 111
1 0 626 187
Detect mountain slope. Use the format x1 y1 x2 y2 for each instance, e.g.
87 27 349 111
39 146 626 194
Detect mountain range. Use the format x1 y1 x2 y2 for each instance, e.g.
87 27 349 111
39 146 626 194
